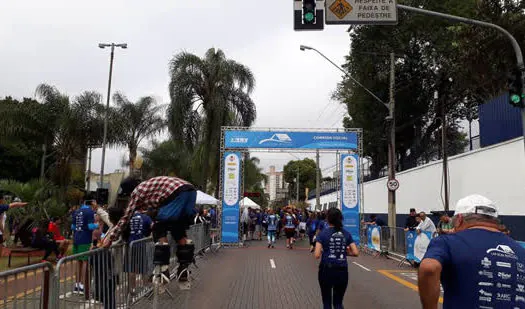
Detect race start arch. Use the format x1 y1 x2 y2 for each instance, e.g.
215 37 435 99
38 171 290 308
218 127 363 246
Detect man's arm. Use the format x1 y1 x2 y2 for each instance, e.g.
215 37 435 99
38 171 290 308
418 258 442 309
102 196 139 247
0 202 27 214
96 208 113 228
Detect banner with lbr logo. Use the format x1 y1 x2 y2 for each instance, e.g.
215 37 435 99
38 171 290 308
221 152 241 243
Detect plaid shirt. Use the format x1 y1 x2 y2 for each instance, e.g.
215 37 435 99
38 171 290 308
107 176 191 242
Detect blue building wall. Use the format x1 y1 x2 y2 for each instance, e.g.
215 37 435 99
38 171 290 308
479 92 523 147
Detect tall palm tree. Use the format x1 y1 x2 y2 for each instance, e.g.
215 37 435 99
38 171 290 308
168 48 256 193
112 93 166 173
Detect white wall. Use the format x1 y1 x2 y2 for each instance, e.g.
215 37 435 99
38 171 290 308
309 137 525 216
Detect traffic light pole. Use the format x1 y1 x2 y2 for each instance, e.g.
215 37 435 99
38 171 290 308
397 4 525 154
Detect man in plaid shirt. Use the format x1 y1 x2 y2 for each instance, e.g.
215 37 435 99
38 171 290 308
103 176 198 281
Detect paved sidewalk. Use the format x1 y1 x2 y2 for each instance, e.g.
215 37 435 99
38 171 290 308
133 237 432 309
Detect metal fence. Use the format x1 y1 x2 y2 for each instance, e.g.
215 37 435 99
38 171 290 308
360 226 408 260
1 262 53 309
0 222 214 309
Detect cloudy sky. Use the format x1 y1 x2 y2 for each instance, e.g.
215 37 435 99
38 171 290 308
1 0 367 177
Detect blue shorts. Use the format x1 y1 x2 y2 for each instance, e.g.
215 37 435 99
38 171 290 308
156 190 197 222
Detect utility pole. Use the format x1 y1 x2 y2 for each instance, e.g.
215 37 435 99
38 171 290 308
296 169 300 204
86 147 92 192
98 42 127 189
316 149 321 210
438 76 450 212
387 52 397 251
99 46 115 189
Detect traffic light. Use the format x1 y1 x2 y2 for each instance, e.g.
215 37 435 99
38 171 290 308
293 0 324 31
508 67 525 107
303 0 316 24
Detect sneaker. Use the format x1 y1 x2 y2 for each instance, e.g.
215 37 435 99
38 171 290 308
271 245 275 248
268 244 271 248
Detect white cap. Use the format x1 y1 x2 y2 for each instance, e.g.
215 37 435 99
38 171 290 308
454 194 498 218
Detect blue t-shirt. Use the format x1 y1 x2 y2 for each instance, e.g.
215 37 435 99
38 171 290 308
317 220 327 232
284 214 296 229
129 212 153 242
72 205 96 245
256 213 262 225
267 215 278 231
424 229 525 309
309 219 319 235
316 227 354 267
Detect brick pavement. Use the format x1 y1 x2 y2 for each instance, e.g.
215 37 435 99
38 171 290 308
133 237 430 309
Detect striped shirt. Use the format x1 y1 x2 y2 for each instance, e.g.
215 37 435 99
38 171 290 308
107 176 192 242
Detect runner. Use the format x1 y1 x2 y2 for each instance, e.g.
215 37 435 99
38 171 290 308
315 207 359 309
266 209 278 248
282 207 298 249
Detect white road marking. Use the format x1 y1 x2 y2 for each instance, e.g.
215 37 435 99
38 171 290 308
352 261 371 271
270 259 276 269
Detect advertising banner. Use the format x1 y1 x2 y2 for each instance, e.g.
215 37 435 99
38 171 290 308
221 152 241 243
341 153 360 245
406 230 434 263
367 225 381 252
224 130 358 150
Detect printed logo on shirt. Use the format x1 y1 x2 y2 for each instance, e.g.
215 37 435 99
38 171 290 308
496 293 511 301
497 272 512 280
479 306 494 309
479 282 494 287
516 284 525 293
479 296 492 303
487 245 517 259
479 270 494 279
518 274 525 283
496 261 512 268
516 295 525 303
479 290 493 297
481 257 492 268
517 262 525 273
496 282 512 289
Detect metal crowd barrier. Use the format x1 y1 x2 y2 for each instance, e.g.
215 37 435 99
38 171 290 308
0 262 53 309
0 222 214 309
53 243 130 309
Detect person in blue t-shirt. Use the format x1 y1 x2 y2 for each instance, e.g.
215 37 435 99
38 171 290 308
266 209 278 248
419 194 525 309
307 212 319 253
282 208 298 249
126 210 153 294
317 212 327 234
315 208 359 309
71 199 98 294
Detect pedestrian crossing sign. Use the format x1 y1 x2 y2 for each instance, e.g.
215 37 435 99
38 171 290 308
329 0 353 19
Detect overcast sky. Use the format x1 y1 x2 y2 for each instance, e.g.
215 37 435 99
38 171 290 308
0 0 354 176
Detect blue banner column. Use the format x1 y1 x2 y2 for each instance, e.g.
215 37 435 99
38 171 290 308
341 153 360 246
221 152 241 243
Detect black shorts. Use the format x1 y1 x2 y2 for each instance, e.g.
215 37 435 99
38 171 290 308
285 228 295 239
152 220 188 242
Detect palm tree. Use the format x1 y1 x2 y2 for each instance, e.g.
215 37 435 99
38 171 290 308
168 48 256 193
112 93 166 173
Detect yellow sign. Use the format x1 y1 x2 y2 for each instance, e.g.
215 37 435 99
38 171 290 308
329 0 353 20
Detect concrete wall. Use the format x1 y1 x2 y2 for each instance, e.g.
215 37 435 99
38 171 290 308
308 137 525 238
363 137 525 216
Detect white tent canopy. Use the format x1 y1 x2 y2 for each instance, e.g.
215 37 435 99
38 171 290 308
240 197 261 209
196 190 219 205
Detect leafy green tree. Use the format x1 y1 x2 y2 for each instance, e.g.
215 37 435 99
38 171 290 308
167 48 256 193
243 157 268 208
112 93 166 173
335 0 524 178
141 139 193 181
283 158 318 201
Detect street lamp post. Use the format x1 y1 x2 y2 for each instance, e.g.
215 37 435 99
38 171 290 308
300 45 398 250
98 42 127 189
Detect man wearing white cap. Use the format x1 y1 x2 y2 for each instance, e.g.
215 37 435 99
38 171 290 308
418 194 525 309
